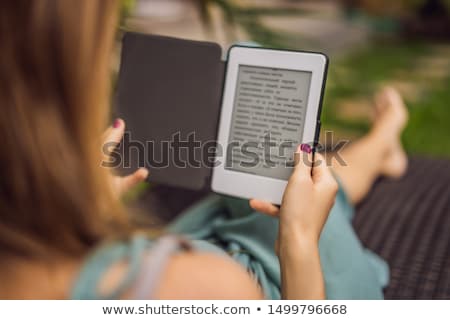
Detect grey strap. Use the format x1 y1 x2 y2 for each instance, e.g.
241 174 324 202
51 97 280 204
130 235 191 299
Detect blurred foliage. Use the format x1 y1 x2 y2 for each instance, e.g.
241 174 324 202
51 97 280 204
323 41 450 157
195 0 311 48
120 0 136 26
346 0 450 15
324 42 429 108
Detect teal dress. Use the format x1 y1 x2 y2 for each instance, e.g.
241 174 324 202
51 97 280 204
70 183 389 299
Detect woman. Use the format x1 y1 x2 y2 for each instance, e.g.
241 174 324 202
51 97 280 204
0 1 407 299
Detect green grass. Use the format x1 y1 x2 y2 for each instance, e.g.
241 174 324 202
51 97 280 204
403 77 450 157
322 42 428 130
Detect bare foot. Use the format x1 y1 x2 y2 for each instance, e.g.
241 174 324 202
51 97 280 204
374 87 408 134
373 87 409 178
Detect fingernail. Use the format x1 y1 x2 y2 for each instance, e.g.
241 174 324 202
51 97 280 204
113 118 121 129
300 143 312 154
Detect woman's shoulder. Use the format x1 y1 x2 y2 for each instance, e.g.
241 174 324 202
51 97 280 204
155 248 263 299
70 234 262 300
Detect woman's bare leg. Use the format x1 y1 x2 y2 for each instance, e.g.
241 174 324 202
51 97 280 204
325 87 409 205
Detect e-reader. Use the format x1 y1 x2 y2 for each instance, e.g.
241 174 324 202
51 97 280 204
116 32 328 205
211 46 328 204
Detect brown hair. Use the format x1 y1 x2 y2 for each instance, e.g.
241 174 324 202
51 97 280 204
0 0 130 259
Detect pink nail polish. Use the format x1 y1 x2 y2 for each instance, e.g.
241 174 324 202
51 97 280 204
300 143 312 154
113 118 121 129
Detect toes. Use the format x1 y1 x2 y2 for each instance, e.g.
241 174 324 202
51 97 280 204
374 90 388 114
373 86 398 117
373 86 409 132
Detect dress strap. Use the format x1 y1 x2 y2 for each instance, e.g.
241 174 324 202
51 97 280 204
130 235 191 299
70 235 149 299
70 234 190 300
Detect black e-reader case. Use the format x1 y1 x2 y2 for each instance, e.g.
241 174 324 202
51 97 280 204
115 32 328 191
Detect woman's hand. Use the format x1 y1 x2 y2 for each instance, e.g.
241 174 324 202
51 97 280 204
250 145 338 244
250 145 338 299
102 118 149 196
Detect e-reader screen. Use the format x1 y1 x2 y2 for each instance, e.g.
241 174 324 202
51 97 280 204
226 65 312 180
